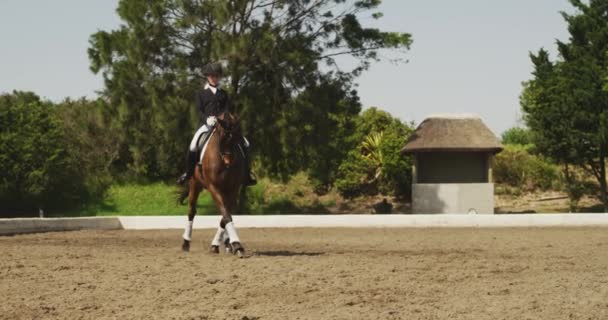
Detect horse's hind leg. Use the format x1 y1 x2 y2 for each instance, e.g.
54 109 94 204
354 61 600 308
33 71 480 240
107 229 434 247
182 181 201 252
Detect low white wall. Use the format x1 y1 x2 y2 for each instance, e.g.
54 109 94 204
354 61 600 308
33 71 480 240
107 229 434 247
3 214 608 235
119 214 608 229
0 217 122 236
413 183 495 214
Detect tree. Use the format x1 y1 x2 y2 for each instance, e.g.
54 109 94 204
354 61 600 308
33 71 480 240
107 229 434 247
55 98 117 190
501 127 532 147
522 0 608 211
0 92 110 215
88 0 412 182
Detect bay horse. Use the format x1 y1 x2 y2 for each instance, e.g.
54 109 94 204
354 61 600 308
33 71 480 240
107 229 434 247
178 112 246 257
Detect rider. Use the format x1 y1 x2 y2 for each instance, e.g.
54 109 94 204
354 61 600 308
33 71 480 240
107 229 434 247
177 62 256 186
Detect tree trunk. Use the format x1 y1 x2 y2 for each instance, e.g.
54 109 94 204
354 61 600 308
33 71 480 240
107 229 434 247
564 163 575 212
600 152 608 212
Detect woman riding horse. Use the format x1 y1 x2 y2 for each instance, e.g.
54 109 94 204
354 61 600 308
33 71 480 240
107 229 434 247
178 62 255 256
177 62 256 187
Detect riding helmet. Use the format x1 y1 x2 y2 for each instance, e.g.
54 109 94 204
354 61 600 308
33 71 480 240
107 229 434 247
203 62 223 76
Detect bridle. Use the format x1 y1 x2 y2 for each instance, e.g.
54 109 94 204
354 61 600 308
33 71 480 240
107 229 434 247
216 118 239 168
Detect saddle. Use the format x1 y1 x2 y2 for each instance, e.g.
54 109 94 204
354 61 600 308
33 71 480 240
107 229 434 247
197 128 215 164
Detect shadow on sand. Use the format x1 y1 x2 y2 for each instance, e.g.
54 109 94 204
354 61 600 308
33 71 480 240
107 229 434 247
253 251 325 257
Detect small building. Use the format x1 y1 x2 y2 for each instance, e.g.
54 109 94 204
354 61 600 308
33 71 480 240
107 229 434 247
401 115 503 214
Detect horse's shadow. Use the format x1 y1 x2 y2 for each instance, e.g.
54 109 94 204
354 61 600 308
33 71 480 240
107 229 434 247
253 251 325 257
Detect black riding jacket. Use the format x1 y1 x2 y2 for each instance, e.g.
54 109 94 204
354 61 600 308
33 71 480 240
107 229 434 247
195 86 231 125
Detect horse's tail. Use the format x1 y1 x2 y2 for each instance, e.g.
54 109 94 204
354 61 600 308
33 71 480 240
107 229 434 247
176 183 189 205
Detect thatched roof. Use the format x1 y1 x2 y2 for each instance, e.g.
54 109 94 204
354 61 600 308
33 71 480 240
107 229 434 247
401 115 503 154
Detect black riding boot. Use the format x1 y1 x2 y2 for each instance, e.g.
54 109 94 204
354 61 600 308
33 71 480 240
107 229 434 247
177 151 198 185
242 145 257 186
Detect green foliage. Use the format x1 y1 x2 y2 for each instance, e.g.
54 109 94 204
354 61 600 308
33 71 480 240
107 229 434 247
244 172 334 214
5 2 414 213
378 128 413 195
493 145 561 193
0 92 110 215
282 77 362 191
335 150 375 197
335 108 413 198
55 98 117 191
501 127 533 147
561 165 591 212
521 0 608 210
88 0 411 182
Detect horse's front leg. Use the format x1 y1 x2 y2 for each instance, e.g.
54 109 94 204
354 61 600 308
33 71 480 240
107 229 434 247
221 214 244 257
209 222 225 254
182 181 201 252
209 187 244 257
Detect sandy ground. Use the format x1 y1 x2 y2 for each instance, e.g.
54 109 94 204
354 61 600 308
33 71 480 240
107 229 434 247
1 227 608 320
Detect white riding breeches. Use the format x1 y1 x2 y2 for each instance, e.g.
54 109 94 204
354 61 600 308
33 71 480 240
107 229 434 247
189 124 210 152
189 124 250 152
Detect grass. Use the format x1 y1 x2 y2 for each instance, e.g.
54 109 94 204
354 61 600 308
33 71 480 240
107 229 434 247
55 183 217 217
55 174 341 217
51 173 343 217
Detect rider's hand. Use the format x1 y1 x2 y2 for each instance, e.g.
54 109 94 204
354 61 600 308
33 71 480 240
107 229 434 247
206 116 217 126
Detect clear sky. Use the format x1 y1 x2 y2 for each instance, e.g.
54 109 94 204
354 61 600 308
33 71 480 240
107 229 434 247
0 0 572 135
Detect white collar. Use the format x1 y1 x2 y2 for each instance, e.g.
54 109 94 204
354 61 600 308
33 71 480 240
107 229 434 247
204 83 218 94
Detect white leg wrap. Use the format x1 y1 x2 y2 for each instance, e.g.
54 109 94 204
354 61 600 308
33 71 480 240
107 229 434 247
211 227 225 247
189 125 209 152
224 222 240 244
183 220 193 241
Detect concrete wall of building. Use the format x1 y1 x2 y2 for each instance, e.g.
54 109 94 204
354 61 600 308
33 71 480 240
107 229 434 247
417 152 489 183
412 183 495 214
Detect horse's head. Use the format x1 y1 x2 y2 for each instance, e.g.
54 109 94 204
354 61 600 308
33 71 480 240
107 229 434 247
216 112 242 167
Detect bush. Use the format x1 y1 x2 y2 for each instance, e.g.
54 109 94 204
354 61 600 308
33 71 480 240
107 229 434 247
501 127 533 146
243 172 335 214
378 130 412 196
335 151 375 198
493 144 560 192
335 108 413 198
0 92 111 215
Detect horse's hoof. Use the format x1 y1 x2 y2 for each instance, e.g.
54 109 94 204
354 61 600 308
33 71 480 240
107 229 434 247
223 238 231 252
182 240 190 252
210 245 220 254
231 242 245 258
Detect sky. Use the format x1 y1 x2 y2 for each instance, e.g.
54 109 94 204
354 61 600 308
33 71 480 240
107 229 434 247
0 0 573 135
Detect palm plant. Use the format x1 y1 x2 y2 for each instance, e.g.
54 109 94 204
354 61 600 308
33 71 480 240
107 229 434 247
361 131 384 183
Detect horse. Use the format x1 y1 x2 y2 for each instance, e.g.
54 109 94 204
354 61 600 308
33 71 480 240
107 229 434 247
178 112 246 257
